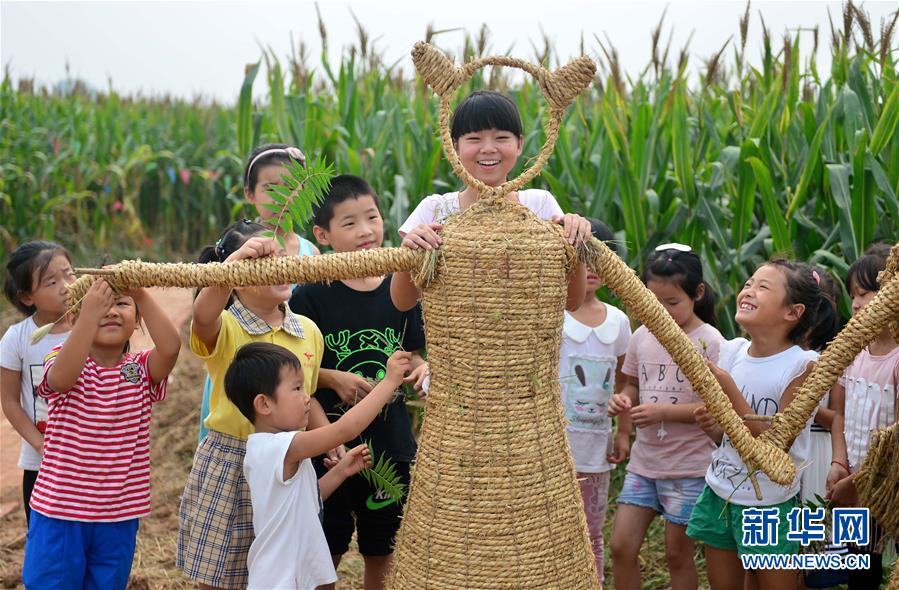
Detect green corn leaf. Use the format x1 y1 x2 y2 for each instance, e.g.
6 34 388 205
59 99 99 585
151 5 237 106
869 88 899 155
786 105 832 218
747 157 791 254
826 163 858 262
237 61 260 159
670 80 696 206
732 140 760 247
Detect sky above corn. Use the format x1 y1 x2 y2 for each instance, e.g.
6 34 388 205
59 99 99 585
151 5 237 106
2 0 897 103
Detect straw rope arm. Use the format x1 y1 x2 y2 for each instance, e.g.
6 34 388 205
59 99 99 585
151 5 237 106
580 236 797 485
66 248 425 308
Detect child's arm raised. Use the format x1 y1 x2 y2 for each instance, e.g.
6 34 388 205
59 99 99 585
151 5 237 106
128 289 180 385
285 351 413 465
45 279 114 392
193 237 279 351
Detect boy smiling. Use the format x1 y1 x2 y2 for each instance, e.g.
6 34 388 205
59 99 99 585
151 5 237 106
289 175 428 590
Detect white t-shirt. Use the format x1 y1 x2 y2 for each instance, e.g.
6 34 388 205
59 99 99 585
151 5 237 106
0 316 69 470
244 431 336 590
705 338 818 506
399 188 564 234
560 304 631 473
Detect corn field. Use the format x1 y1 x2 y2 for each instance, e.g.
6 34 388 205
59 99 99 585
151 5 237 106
1 3 897 334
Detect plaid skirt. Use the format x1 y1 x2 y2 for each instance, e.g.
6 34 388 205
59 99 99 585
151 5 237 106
176 430 253 589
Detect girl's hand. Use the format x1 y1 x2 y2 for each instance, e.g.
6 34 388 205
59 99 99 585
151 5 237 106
224 236 279 262
694 405 717 433
80 279 116 325
608 432 630 464
826 462 850 494
607 393 632 417
331 371 374 406
630 403 667 427
551 213 591 246
401 224 443 250
337 443 372 478
404 362 429 392
827 473 859 507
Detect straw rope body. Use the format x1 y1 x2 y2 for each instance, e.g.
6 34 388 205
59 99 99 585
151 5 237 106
387 201 599 589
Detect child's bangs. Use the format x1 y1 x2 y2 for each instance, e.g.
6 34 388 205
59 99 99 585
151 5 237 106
451 91 522 140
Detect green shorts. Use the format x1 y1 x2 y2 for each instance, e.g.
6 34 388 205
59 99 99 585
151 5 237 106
686 485 800 556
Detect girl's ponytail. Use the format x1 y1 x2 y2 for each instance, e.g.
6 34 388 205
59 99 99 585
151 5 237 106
807 294 841 352
693 281 718 328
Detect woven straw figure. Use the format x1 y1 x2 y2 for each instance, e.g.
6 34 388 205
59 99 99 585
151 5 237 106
385 44 601 589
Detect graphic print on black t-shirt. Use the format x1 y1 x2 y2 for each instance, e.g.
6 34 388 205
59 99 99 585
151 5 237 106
289 275 425 462
326 327 404 381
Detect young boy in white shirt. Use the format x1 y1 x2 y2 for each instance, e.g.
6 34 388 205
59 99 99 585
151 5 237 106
225 342 412 590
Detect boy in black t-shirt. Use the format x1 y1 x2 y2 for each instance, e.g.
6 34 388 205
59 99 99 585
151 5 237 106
289 175 428 590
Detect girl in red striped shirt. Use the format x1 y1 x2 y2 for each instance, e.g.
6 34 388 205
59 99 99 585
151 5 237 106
22 278 180 590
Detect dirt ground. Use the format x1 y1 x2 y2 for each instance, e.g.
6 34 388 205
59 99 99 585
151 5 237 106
0 288 365 589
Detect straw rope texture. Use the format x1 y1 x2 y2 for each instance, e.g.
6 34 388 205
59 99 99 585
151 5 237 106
66 248 423 307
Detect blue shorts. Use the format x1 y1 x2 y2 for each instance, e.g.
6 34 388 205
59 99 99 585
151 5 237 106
617 472 705 525
23 511 139 590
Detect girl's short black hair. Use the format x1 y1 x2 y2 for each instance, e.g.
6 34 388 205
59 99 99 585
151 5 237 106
451 91 523 141
845 242 892 294
244 143 304 193
4 241 72 316
197 220 267 308
225 342 303 423
766 259 841 351
644 247 718 327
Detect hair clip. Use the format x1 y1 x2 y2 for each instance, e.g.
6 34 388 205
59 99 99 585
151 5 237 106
812 270 821 285
245 146 306 186
214 238 224 260
285 146 306 164
655 242 692 252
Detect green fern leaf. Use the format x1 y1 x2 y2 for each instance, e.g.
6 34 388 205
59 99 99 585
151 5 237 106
359 440 406 502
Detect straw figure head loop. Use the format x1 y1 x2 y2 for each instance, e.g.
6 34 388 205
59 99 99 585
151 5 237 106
411 42 595 204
